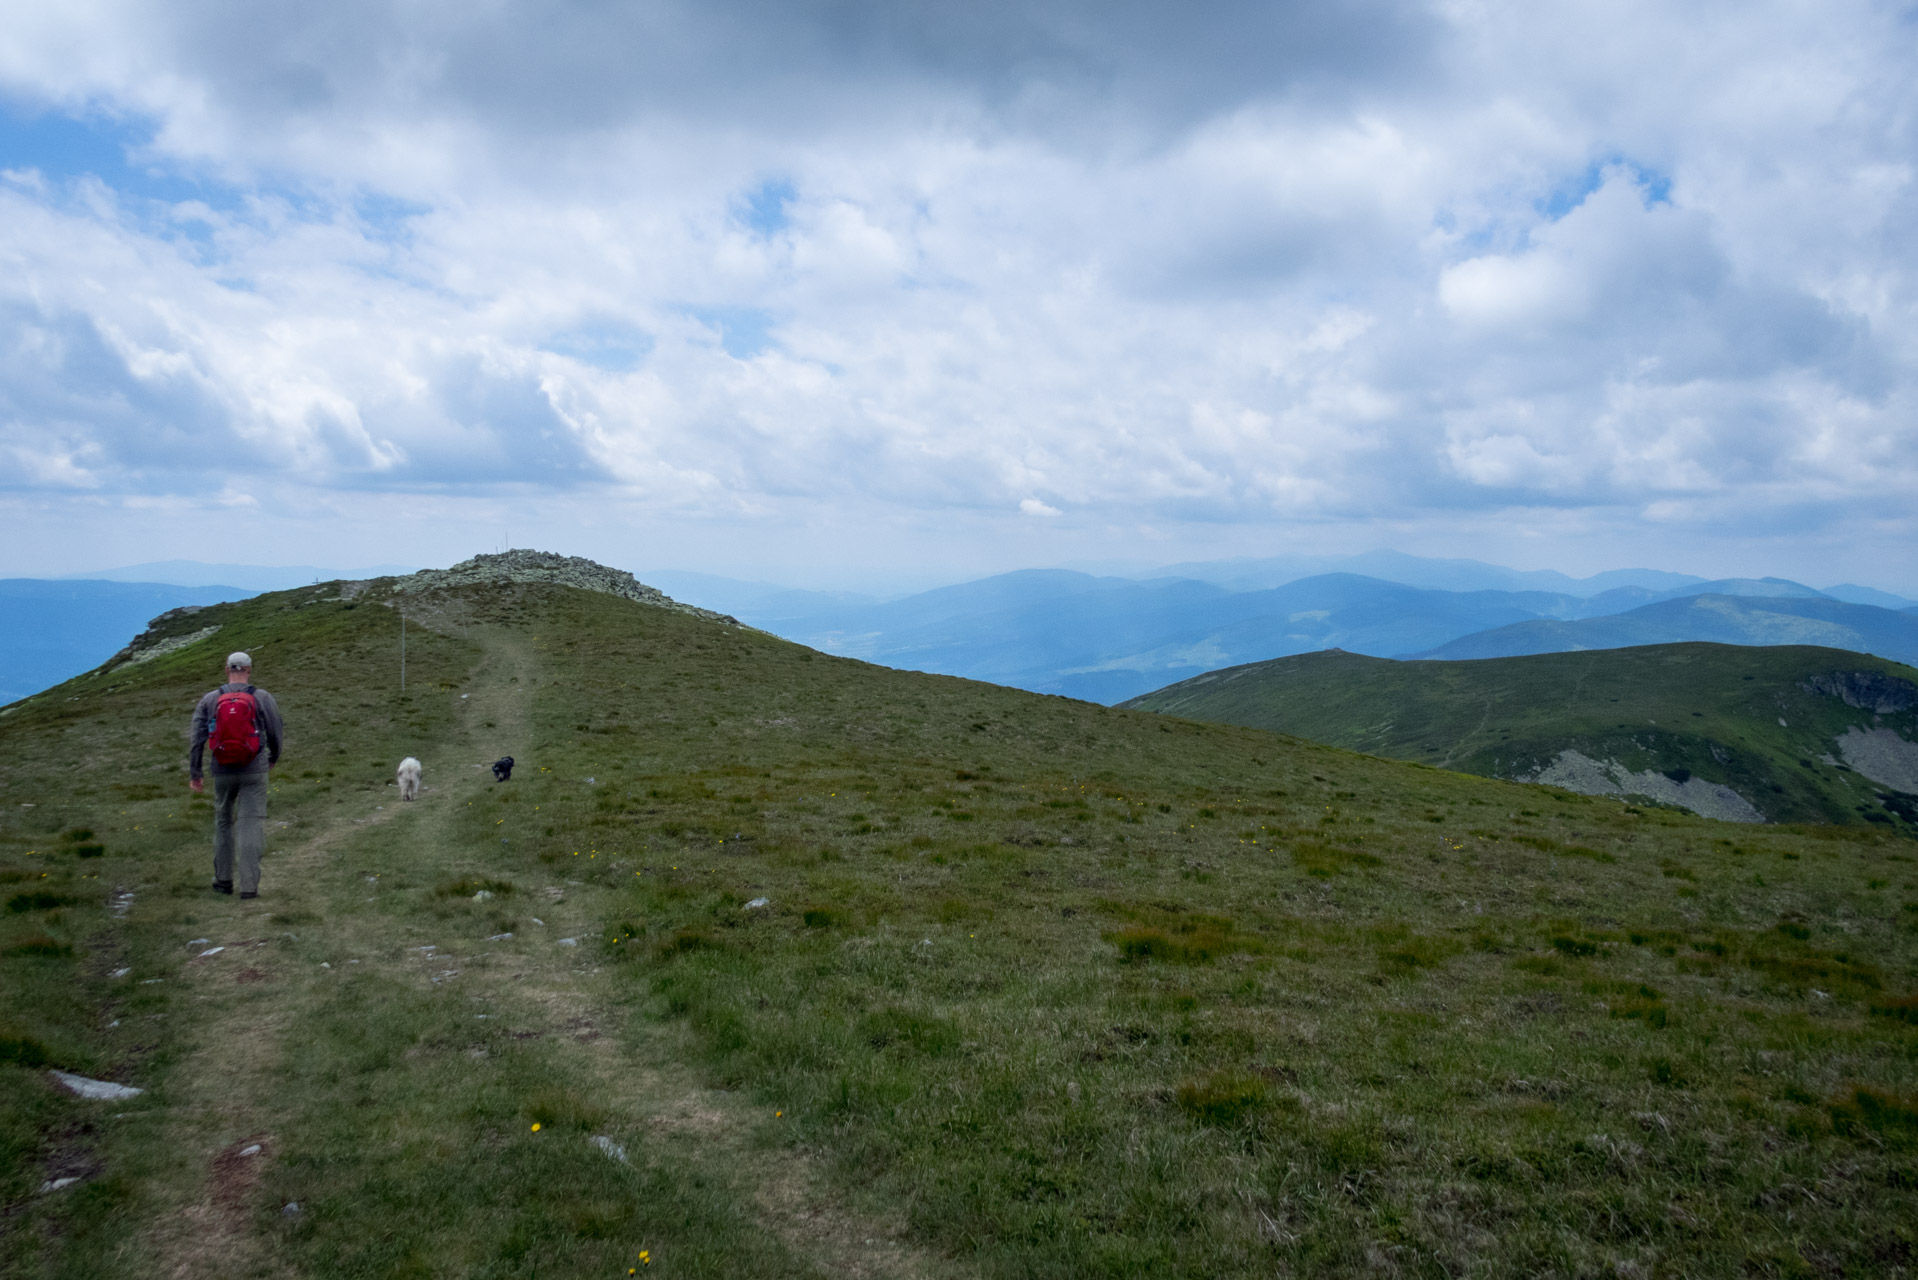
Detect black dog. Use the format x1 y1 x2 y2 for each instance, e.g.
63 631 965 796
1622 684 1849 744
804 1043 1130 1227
492 756 515 782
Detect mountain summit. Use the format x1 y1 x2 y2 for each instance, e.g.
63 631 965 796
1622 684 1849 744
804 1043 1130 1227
385 550 741 626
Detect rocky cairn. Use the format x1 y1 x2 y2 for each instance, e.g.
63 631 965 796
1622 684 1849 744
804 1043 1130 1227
382 550 740 626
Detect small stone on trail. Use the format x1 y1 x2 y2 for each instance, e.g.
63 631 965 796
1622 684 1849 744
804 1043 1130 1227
557 937 579 947
282 1202 300 1216
39 1177 80 1193
50 1070 144 1100
239 1144 262 1157
489 932 513 941
199 946 225 957
744 898 770 910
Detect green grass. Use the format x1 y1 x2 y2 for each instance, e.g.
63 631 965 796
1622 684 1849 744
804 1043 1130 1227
1121 643 1918 828
1 578 1916 1276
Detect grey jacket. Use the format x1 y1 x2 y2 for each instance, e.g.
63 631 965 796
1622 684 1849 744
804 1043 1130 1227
189 683 284 780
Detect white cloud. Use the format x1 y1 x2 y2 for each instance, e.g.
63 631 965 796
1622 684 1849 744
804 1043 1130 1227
0 0 1912 583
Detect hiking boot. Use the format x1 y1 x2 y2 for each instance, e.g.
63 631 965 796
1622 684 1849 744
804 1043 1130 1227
212 881 233 895
240 892 258 900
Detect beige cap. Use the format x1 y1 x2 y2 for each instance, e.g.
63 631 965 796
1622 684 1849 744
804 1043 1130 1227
226 652 253 670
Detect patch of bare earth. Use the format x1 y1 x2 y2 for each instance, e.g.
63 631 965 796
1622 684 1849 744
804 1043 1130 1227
162 1134 274 1280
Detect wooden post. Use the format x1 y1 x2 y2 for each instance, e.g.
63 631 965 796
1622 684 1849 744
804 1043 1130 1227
400 609 406 693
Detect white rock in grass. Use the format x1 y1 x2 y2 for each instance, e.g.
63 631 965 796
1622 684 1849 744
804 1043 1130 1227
557 937 579 947
488 932 513 941
473 889 493 901
239 1144 262 1157
591 1134 629 1163
50 1070 144 1100
744 898 770 910
39 1177 80 1193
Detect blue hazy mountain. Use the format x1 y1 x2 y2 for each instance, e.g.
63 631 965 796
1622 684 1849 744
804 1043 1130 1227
1147 550 1708 597
66 560 417 591
637 570 877 625
652 562 1918 704
1820 582 1918 609
0 579 261 704
754 571 1635 703
1416 593 1918 665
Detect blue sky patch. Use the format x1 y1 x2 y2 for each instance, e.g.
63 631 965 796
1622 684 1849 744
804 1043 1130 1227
0 103 231 209
688 306 778 358
736 179 795 236
1539 157 1674 221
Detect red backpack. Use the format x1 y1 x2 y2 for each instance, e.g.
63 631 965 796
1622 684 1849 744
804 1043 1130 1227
209 688 262 766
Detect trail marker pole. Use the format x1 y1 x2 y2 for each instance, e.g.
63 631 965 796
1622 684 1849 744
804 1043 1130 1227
400 609 406 692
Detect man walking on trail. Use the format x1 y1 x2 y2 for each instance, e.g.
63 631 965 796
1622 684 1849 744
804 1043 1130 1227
188 652 284 899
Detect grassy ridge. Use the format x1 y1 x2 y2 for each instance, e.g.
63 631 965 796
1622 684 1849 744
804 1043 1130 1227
1 583 1916 1276
1122 644 1918 827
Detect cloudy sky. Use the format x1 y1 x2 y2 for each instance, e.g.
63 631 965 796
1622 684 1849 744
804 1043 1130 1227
2 0 1914 590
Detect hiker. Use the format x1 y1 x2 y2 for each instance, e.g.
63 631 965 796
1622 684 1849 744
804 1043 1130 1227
188 652 285 899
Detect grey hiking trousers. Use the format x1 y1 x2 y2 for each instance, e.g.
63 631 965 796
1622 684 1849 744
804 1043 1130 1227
212 770 268 895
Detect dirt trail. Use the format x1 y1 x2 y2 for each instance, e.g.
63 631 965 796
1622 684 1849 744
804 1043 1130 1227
142 627 530 1278
143 616 958 1279
142 796 405 1278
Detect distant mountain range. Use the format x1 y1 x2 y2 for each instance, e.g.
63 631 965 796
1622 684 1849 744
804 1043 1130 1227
1122 643 1918 828
6 553 1916 707
63 560 417 591
667 568 1918 704
1417 593 1918 665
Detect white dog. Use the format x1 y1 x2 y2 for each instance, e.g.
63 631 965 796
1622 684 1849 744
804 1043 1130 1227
397 757 422 801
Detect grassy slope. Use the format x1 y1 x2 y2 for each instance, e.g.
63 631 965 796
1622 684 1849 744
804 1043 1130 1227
0 584 1914 1278
1122 644 1918 827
